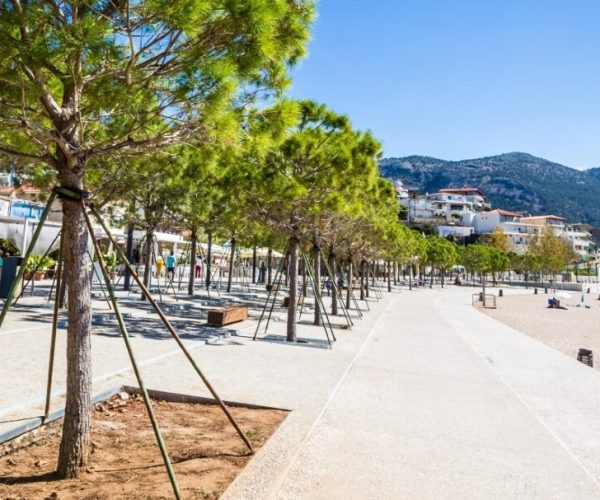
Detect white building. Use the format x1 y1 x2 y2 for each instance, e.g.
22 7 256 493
475 212 595 259
402 191 482 226
437 225 474 239
564 223 595 258
437 188 489 210
394 180 409 202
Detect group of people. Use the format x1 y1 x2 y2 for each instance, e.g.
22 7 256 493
548 297 567 310
323 274 345 295
154 251 177 281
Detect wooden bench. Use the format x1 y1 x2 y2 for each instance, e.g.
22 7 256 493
207 305 248 326
282 295 304 308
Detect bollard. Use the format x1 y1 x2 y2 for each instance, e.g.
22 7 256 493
499 289 503 297
534 288 538 294
479 292 483 302
544 287 548 294
587 288 591 294
577 348 593 367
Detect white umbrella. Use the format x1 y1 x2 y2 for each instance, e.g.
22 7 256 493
555 291 571 299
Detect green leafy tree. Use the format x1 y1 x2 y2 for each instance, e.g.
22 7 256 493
425 236 458 288
480 227 510 252
0 1 314 477
487 247 510 285
249 101 382 341
529 227 577 282
460 244 492 300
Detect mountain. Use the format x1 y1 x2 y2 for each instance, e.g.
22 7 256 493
379 152 600 227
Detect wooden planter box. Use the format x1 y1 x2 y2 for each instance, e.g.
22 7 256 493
207 305 248 326
282 296 304 308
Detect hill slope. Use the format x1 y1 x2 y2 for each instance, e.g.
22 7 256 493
379 152 600 226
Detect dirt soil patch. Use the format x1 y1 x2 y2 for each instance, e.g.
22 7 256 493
0 393 288 499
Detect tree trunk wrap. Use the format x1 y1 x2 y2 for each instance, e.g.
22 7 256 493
313 246 321 326
227 238 235 292
188 230 197 296
57 180 92 478
287 237 299 342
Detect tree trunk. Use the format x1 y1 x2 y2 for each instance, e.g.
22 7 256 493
123 223 134 291
267 247 273 286
142 230 153 300
360 260 365 300
482 273 487 306
365 261 370 298
56 171 92 479
346 260 353 310
287 237 299 342
301 259 307 297
441 267 445 288
430 265 434 289
205 232 212 290
387 261 392 292
227 238 235 293
409 263 413 290
313 246 321 326
329 252 338 316
393 261 397 286
252 245 257 284
188 229 197 296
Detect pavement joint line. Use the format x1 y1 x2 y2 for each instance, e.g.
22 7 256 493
0 338 208 419
264 292 398 500
433 292 600 492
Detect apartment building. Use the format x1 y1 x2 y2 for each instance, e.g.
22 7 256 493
395 182 596 258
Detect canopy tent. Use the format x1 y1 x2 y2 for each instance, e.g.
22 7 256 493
237 247 284 259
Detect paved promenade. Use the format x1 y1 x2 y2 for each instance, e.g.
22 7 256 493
3 285 600 498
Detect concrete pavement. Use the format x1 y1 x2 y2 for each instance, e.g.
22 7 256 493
264 288 600 499
3 284 600 498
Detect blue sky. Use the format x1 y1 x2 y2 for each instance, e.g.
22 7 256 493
288 1 600 169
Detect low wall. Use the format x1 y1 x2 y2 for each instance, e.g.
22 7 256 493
499 280 583 292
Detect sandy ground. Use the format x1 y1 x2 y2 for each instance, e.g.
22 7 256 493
478 289 600 366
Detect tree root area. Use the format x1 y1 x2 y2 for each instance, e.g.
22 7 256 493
0 393 287 499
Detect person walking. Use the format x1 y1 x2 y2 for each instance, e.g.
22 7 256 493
259 260 266 284
166 251 176 282
195 256 202 279
155 254 164 277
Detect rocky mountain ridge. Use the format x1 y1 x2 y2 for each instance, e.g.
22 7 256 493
379 152 600 226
